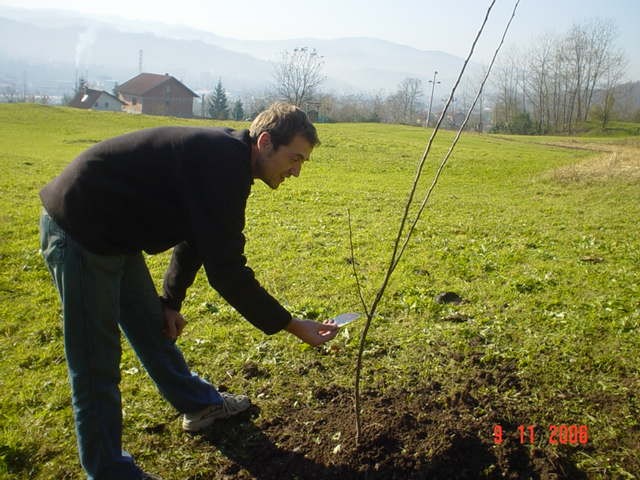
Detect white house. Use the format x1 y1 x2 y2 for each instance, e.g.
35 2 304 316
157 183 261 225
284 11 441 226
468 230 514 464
69 87 125 112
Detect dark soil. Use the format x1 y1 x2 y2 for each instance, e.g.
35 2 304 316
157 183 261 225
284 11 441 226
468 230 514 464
189 354 591 479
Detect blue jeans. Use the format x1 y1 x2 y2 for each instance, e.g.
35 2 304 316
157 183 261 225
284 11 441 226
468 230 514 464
39 211 222 479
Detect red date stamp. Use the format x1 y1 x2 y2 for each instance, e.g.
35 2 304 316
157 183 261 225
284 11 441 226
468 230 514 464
493 424 589 445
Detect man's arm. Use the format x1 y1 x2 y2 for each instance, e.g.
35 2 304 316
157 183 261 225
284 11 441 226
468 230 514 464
164 228 337 344
201 242 293 335
161 241 202 312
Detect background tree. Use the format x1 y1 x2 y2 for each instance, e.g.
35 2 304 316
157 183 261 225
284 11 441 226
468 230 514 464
246 95 269 120
383 92 404 124
382 78 423 125
273 47 325 107
490 18 627 134
593 58 626 128
527 37 555 133
462 67 489 132
318 92 384 123
208 79 229 120
1 85 18 103
491 47 524 128
397 78 423 124
232 99 244 121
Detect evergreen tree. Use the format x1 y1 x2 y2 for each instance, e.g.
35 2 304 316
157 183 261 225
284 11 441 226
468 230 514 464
232 99 244 121
208 79 229 120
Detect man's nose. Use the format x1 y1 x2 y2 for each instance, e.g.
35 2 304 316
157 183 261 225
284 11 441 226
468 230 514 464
290 163 302 177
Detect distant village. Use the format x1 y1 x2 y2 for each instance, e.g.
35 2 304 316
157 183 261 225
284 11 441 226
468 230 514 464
69 72 201 119
67 71 321 123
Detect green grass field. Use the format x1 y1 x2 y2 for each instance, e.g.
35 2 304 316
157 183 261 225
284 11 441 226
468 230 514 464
1 104 639 479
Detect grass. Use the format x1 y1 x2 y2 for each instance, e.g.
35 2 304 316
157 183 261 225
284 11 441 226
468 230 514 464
0 104 639 479
577 120 640 137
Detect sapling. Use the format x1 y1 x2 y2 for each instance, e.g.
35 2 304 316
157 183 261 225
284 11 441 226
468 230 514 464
347 0 522 444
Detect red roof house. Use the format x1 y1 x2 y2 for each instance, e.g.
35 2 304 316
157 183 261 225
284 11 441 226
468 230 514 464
117 73 199 118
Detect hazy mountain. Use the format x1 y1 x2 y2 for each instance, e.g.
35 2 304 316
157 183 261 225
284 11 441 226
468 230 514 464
0 13 274 95
206 36 469 93
0 6 472 98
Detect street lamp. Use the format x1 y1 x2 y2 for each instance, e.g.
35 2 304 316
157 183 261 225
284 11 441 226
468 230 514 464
426 70 440 128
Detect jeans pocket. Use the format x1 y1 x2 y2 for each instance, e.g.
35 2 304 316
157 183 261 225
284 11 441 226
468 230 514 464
40 212 67 265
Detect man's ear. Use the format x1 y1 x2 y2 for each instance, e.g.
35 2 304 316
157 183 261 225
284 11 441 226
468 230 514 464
257 131 272 150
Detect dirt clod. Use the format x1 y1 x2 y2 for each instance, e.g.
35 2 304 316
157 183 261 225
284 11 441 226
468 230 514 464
435 292 463 304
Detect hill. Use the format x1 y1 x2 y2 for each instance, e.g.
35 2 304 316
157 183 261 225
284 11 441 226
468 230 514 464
0 6 471 97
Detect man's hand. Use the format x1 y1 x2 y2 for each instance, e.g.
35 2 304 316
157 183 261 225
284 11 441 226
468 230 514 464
162 305 187 340
285 317 339 346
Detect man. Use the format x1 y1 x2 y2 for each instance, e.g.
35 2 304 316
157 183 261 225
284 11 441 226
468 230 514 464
39 102 338 480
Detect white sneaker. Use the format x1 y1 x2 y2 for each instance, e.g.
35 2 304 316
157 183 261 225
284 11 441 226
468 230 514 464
182 392 251 432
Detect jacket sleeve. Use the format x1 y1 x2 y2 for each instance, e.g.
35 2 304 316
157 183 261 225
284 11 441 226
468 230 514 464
179 140 292 335
202 227 292 335
161 241 202 311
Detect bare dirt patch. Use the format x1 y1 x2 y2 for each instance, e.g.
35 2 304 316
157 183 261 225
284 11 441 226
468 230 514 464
188 354 591 479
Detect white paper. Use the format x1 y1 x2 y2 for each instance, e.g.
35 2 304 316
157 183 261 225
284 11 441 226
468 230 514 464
332 312 361 326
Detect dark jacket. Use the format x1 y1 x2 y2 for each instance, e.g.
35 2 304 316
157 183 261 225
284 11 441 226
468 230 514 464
40 126 291 335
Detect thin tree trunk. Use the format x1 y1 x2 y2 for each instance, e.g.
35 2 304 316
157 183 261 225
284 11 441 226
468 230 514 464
350 0 521 445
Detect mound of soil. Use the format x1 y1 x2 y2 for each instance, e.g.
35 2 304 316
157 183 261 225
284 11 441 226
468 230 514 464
192 356 589 479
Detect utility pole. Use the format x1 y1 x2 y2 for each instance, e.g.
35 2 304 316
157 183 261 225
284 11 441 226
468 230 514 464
522 67 526 113
426 70 440 128
450 96 456 128
478 92 484 133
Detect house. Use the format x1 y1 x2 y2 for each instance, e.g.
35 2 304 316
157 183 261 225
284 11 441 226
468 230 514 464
68 88 125 112
117 73 199 118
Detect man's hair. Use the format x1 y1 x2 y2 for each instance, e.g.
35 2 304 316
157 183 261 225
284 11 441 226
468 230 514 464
249 102 320 150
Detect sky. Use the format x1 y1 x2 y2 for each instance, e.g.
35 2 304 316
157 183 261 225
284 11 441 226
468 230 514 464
1 0 639 79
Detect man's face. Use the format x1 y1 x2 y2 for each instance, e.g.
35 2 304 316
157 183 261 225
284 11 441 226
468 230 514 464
254 133 313 189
